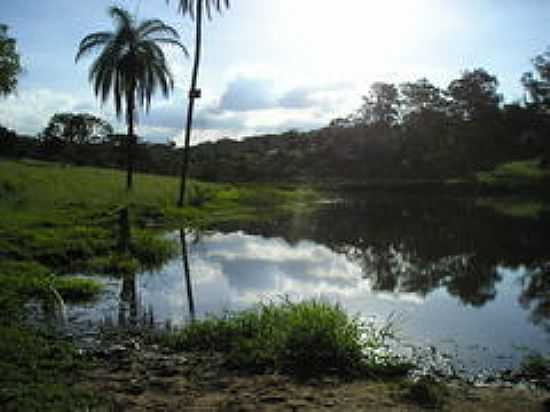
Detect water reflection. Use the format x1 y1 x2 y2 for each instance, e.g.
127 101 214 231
181 228 195 321
74 194 550 371
520 266 550 333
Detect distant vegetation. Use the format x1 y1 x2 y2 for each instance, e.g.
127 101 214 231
3 60 550 186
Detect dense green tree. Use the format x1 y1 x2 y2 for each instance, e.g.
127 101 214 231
167 0 230 206
0 24 22 97
76 6 186 190
400 78 447 117
356 82 400 127
41 113 113 145
522 49 550 111
522 49 550 167
447 68 501 121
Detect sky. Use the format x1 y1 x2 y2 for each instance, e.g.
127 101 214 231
1 0 550 145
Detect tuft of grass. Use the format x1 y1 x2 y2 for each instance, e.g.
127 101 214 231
130 229 177 270
476 197 548 219
404 376 449 409
52 277 102 301
88 253 139 276
476 158 550 188
0 260 102 303
159 298 410 378
521 353 550 378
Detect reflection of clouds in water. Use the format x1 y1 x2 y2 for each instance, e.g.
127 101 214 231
133 232 442 322
191 232 362 300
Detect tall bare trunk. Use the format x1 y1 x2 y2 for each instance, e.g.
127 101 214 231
178 0 203 207
126 91 135 191
180 228 195 321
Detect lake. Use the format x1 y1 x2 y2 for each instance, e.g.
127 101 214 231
68 193 550 375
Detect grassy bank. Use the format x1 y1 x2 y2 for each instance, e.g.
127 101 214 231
0 158 317 272
0 158 319 410
315 158 550 197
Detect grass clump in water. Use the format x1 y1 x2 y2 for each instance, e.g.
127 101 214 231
130 229 177 269
161 298 410 378
0 260 102 303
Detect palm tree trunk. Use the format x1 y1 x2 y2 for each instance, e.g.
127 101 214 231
178 0 203 207
127 93 135 191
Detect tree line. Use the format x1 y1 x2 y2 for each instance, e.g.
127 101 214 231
1 4 550 184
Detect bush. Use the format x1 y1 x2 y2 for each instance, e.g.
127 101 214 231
161 298 409 378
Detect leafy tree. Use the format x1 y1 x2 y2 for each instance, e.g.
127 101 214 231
76 6 186 190
0 24 22 97
356 82 400 127
328 117 355 128
522 49 550 111
400 79 449 153
400 78 447 117
447 68 501 121
167 0 230 206
41 113 113 145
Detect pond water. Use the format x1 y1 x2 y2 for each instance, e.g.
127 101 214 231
67 193 550 374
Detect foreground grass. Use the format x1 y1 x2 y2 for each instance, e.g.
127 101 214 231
158 299 411 379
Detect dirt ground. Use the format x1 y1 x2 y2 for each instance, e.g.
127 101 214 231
78 342 550 412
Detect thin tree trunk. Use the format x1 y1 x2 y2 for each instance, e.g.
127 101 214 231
180 228 195 321
127 93 135 191
178 0 203 207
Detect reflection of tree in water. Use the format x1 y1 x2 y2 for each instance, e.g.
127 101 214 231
342 241 500 306
181 228 196 321
115 206 153 327
519 266 550 333
213 193 550 310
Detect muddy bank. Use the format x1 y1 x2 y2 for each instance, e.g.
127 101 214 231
74 331 549 412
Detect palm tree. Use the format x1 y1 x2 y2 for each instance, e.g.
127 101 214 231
76 6 187 190
168 0 230 206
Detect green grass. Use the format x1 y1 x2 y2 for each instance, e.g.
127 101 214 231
0 324 105 411
0 260 102 303
0 159 317 273
158 298 410 379
0 159 320 408
476 158 550 186
476 197 548 219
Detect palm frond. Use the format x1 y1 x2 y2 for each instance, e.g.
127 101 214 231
109 6 134 30
75 32 112 62
167 0 230 20
76 5 186 124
